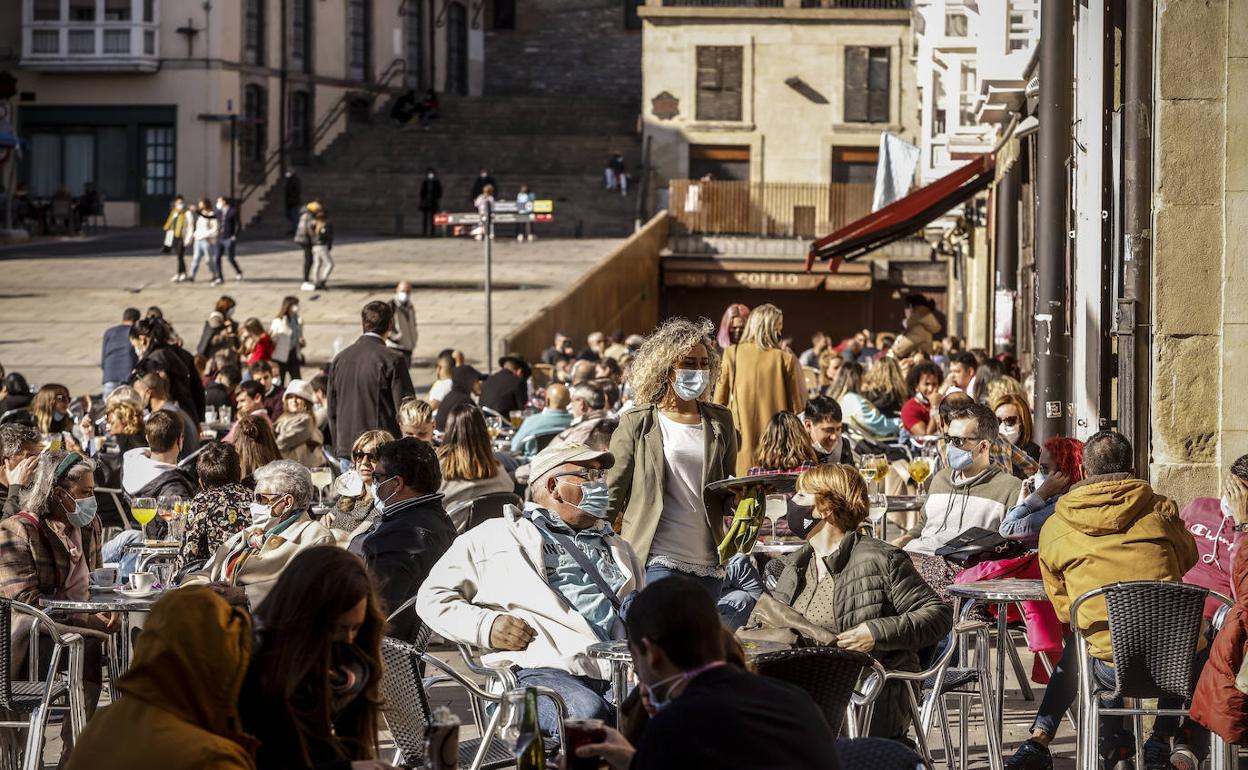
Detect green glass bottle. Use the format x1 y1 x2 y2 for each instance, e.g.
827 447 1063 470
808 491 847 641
514 687 545 770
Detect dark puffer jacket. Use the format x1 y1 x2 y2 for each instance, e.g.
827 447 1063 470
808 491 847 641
772 532 952 739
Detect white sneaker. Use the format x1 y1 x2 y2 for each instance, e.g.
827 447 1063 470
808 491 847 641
517 233 524 241
172 273 187 283
300 282 315 291
211 278 223 286
235 273 244 282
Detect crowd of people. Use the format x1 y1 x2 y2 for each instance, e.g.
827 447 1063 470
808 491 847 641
0 290 1245 770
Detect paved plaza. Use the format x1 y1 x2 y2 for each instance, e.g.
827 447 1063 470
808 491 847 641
0 231 623 396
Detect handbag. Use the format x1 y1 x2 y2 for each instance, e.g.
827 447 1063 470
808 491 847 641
935 526 1029 568
736 593 838 648
161 228 174 253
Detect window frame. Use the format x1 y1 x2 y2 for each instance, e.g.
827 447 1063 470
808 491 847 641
694 45 744 123
243 0 265 66
843 45 891 124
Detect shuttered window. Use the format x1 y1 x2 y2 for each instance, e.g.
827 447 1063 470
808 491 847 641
844 46 890 123
696 46 743 122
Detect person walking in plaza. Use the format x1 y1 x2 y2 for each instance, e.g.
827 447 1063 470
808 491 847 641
716 303 750 349
101 307 140 397
473 184 496 240
1003 431 1203 770
419 168 442 237
388 281 418 371
328 301 415 466
294 201 318 291
162 194 194 283
607 318 736 598
309 206 334 289
283 169 301 235
189 198 219 283
470 167 496 204
215 194 244 282
714 304 805 476
268 296 304 383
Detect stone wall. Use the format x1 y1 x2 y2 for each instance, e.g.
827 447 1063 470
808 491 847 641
1150 0 1240 502
483 0 642 100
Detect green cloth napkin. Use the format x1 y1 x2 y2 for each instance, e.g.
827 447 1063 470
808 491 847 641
718 492 765 564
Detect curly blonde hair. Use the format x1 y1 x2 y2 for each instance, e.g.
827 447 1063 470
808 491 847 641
626 318 721 408
106 401 144 437
986 375 1027 406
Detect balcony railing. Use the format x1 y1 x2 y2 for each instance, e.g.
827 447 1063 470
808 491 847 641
22 21 160 71
666 180 874 238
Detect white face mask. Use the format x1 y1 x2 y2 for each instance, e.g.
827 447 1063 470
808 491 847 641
396 292 409 304
249 501 273 528
1000 423 1022 445
1222 495 1236 520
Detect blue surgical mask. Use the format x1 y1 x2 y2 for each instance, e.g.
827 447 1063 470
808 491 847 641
643 671 685 713
672 369 710 401
53 410 67 422
948 445 975 472
67 494 98 528
371 478 397 514
571 479 610 519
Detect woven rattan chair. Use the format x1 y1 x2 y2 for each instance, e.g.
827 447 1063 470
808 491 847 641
755 646 882 738
1070 581 1234 770
380 636 566 770
0 598 87 770
836 736 930 770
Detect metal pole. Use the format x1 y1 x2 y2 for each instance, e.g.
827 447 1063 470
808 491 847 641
278 0 288 177
229 115 237 202
1034 0 1073 439
996 161 1019 292
483 202 493 372
1118 0 1153 471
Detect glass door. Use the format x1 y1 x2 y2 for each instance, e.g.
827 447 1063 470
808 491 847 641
139 125 175 224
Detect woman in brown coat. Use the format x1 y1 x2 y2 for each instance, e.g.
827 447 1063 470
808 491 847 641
713 303 805 476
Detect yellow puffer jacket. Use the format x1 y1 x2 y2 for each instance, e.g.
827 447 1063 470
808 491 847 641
65 587 258 770
1038 473 1198 661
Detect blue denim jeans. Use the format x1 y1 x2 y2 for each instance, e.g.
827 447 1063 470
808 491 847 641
514 667 614 735
102 529 144 580
717 553 765 629
644 561 725 602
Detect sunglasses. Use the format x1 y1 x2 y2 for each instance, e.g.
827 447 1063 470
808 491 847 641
353 450 377 462
998 416 1021 428
944 434 985 450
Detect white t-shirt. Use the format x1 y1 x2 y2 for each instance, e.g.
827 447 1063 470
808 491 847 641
648 413 717 567
429 378 453 403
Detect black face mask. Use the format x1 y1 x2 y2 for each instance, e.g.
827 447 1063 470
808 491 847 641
786 501 818 540
729 328 743 344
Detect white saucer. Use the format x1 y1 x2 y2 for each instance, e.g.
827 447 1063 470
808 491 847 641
117 587 158 598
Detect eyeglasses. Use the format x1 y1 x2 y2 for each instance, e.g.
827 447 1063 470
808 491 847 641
999 416 1021 428
554 468 606 482
944 434 985 450
353 450 377 462
253 492 284 504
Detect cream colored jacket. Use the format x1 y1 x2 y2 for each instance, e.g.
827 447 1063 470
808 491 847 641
416 505 644 679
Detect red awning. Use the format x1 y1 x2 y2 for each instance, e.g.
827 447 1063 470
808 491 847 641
805 154 996 273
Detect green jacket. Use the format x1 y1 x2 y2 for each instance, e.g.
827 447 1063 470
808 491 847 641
772 533 952 738
606 402 736 565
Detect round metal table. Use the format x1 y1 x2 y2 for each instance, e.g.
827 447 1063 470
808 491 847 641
586 638 790 733
751 541 803 557
42 588 166 674
947 579 1053 743
125 544 181 573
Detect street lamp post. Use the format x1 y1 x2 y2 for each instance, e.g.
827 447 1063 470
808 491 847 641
482 201 493 372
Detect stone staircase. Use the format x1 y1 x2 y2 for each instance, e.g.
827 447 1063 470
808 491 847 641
247 95 642 238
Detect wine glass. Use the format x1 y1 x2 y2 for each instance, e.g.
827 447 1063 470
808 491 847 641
868 492 888 539
764 494 787 544
131 496 157 540
908 456 933 497
858 457 878 485
498 689 528 747
870 454 890 491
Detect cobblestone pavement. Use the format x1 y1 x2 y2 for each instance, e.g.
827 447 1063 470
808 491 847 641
0 232 623 396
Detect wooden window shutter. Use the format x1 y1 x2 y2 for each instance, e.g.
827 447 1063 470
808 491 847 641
697 46 743 121
844 47 869 123
867 47 890 123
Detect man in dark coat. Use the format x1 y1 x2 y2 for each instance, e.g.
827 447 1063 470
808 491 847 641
348 437 455 643
479 355 529 417
283 170 301 235
433 365 482 432
469 168 496 203
419 168 443 238
101 307 140 395
327 301 415 463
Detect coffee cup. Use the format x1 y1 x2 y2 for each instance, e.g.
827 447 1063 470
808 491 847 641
129 571 156 592
90 567 118 587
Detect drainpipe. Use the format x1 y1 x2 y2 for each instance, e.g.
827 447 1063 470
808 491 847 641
995 159 1019 351
1117 0 1152 471
279 0 288 176
1034 0 1073 440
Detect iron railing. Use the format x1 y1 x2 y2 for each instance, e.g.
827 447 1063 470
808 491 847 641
666 180 874 238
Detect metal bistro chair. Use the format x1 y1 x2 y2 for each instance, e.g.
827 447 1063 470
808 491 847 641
754 646 884 738
836 737 931 770
855 618 1002 770
0 409 34 427
1070 581 1234 770
380 636 567 770
0 598 87 770
460 492 523 533
531 429 564 454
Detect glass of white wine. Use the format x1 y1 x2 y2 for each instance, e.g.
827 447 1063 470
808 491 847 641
868 492 888 539
908 456 933 495
764 494 787 544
